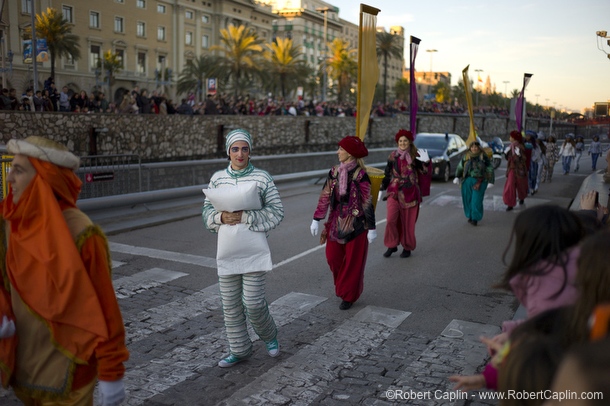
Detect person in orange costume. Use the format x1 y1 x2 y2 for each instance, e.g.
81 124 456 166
0 136 129 406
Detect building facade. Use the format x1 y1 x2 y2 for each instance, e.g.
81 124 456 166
0 0 405 104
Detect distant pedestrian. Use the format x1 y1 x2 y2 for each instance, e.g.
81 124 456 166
588 135 603 171
541 135 559 182
559 135 576 175
573 136 585 172
202 129 284 368
310 136 376 310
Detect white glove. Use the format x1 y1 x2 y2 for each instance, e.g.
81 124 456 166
367 229 377 244
98 380 125 406
0 316 15 339
487 183 494 189
515 147 521 156
416 149 429 162
310 220 319 236
377 190 384 202
452 177 460 185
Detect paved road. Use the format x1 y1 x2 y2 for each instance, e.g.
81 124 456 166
0 156 593 406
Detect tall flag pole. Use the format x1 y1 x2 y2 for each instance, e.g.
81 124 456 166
355 4 380 141
462 65 477 146
409 36 421 136
515 73 533 132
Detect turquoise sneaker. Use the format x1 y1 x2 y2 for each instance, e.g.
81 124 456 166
218 353 248 368
265 339 280 357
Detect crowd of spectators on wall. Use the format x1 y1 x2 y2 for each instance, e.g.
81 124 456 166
0 77 581 123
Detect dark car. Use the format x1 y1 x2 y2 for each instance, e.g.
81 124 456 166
414 132 467 182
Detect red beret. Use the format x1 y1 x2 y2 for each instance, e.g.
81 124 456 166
510 130 523 143
338 136 368 158
395 129 414 143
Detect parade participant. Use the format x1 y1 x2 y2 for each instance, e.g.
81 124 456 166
310 136 376 310
0 136 129 406
202 129 284 368
454 140 495 226
503 130 528 211
379 129 428 258
541 135 559 183
573 136 585 172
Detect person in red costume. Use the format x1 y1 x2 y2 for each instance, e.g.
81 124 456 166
502 130 528 211
0 136 129 406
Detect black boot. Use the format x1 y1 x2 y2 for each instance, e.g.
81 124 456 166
400 249 411 258
383 247 398 257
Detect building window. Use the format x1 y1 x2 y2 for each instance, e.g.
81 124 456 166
137 0 146 8
201 14 209 23
186 10 194 19
114 17 124 33
202 35 209 49
90 44 101 70
21 0 32 14
64 54 75 69
157 26 166 41
137 22 146 37
90 11 100 29
185 31 193 46
157 4 166 13
137 52 146 74
62 5 73 23
115 0 124 3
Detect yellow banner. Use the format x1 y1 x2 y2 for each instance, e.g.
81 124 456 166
356 4 380 141
462 65 477 146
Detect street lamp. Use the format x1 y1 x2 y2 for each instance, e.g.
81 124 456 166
596 30 610 59
425 49 437 73
316 7 330 102
474 69 483 106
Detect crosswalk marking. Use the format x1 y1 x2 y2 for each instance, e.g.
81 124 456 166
222 305 411 405
124 292 327 405
112 260 126 268
427 194 551 211
109 242 217 268
113 268 188 299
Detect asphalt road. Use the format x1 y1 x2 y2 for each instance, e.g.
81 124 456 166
0 156 590 406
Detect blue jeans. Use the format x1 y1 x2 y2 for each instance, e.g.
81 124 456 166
562 156 572 174
591 153 600 170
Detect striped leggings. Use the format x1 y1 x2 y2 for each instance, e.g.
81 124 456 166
218 272 277 358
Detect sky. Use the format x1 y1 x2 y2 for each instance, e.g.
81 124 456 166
328 0 610 113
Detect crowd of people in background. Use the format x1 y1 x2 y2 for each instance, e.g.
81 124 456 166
0 76 567 122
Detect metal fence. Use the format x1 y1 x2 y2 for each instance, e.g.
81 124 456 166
1 154 142 200
78 154 142 199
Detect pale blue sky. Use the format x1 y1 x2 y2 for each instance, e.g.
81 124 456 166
329 0 610 113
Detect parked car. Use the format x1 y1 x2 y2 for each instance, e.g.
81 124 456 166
414 133 468 182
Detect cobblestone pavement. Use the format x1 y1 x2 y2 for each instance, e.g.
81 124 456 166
1 246 501 406
1 154 597 406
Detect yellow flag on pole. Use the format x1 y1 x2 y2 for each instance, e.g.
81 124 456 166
356 4 380 141
462 65 477 146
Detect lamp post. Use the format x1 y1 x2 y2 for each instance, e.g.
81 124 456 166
502 80 510 108
474 69 483 106
316 7 330 102
425 49 437 73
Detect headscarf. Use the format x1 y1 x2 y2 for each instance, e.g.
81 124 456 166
226 128 253 155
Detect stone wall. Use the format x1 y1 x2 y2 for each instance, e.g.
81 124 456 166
0 110 585 161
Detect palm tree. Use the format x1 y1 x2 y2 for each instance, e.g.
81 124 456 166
263 37 310 100
393 78 409 101
210 25 264 98
177 55 216 102
97 50 123 101
326 38 356 103
376 31 402 105
26 7 80 80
